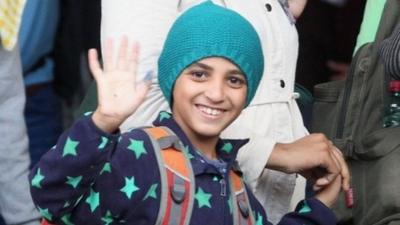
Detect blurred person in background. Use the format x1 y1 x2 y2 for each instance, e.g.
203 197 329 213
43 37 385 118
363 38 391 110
295 0 366 92
19 0 102 167
19 0 62 167
0 0 41 224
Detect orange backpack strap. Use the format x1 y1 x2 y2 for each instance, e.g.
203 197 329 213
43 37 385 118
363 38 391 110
40 219 54 225
230 170 255 225
144 126 195 225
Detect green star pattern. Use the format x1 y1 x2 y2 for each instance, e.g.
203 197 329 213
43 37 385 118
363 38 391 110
127 139 147 159
85 188 100 212
100 162 112 175
63 201 70 208
143 183 158 201
98 136 109 150
183 145 194 159
221 142 233 153
61 214 74 225
101 211 114 225
255 212 263 225
63 137 79 157
159 111 171 122
299 200 312 214
120 177 140 199
84 111 93 116
195 187 212 208
31 168 45 188
38 207 52 221
66 176 82 189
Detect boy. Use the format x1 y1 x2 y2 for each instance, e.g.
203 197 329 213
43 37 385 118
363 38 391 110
30 2 340 224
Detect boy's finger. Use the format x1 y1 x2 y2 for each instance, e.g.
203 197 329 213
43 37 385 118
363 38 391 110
128 42 140 75
103 38 114 71
315 174 335 187
133 81 151 105
313 183 323 191
88 49 102 80
117 36 129 70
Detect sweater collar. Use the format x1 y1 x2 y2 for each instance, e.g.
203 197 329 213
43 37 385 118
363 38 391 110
152 111 248 175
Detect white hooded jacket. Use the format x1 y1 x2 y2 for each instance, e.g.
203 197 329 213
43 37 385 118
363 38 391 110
100 0 308 223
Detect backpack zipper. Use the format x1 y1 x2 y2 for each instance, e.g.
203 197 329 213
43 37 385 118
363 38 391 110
220 178 227 196
336 45 366 139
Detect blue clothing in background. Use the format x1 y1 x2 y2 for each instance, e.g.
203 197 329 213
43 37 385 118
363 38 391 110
25 85 62 165
19 0 59 86
19 0 62 167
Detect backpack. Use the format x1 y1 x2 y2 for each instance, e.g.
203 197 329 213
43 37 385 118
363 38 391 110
41 126 255 225
311 0 400 224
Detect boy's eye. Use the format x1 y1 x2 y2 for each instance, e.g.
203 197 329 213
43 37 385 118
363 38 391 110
190 71 208 80
227 76 246 88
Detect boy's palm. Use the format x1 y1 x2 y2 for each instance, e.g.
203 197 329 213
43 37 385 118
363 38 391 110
88 37 150 130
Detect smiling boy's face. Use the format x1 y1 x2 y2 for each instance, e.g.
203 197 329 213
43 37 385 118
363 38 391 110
172 57 247 143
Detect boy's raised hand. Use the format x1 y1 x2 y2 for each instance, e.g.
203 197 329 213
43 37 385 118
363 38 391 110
89 37 151 133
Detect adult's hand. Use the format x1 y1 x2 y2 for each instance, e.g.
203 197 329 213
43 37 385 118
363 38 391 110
266 133 350 192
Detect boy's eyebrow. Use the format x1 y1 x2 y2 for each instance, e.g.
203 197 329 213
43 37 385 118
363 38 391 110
190 62 213 70
229 69 245 76
190 62 244 75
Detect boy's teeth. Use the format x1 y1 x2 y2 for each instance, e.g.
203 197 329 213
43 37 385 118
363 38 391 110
212 109 220 115
206 108 212 114
199 105 222 116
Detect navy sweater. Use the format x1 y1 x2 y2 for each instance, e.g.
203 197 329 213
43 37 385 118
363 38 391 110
30 111 337 225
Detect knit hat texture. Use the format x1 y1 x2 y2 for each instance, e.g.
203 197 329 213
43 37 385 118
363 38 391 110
158 1 264 106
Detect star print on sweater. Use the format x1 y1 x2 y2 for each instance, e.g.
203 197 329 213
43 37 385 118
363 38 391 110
29 111 337 225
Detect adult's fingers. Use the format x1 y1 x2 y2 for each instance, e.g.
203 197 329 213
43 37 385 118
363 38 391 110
332 146 351 191
328 141 341 172
314 147 341 189
322 151 340 181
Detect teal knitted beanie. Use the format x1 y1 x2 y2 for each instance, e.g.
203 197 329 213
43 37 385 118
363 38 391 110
158 1 264 107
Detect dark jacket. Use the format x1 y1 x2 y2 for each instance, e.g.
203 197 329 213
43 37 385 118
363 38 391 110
30 111 336 225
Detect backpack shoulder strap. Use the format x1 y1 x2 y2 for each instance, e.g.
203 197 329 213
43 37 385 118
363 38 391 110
40 219 53 225
229 169 256 225
40 128 256 225
40 126 194 225
144 126 195 225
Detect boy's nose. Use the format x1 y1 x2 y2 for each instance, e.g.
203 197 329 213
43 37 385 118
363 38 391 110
204 80 225 102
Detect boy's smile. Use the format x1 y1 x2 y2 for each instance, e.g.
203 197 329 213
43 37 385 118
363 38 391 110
172 57 247 158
